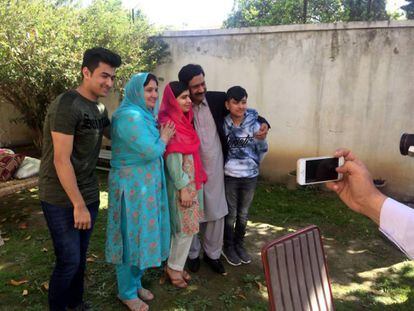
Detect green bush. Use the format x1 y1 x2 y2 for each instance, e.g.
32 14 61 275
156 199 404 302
0 0 169 148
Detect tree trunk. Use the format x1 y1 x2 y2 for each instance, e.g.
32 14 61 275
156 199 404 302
367 0 372 19
33 127 43 153
303 0 308 23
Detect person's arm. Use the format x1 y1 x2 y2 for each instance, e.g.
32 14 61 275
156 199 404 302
327 148 414 259
114 111 174 161
256 138 268 162
165 153 193 208
379 198 414 259
253 121 268 162
48 94 92 230
326 149 386 224
255 115 270 140
51 132 91 230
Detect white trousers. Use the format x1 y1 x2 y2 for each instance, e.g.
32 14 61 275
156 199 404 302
167 232 194 271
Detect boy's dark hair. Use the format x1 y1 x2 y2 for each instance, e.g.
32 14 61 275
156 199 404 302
226 86 248 101
144 73 158 86
169 81 188 98
81 47 122 74
178 64 205 86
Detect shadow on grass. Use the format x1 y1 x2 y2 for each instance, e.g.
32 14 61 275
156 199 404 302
334 262 414 310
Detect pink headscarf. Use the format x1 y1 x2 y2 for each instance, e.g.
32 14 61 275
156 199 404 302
158 83 207 190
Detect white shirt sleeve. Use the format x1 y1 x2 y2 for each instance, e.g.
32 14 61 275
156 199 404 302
379 198 414 260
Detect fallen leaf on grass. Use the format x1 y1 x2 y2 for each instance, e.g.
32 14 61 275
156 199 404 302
91 253 98 258
22 289 28 296
3 238 10 241
10 279 29 286
18 223 28 229
41 281 49 291
24 235 31 241
237 294 247 300
86 257 95 263
159 274 166 285
1 218 7 223
256 281 266 291
41 247 48 252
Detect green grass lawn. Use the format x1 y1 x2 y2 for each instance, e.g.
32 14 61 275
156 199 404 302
1 173 413 310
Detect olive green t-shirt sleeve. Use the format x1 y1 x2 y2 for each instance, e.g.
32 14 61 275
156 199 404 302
49 95 80 135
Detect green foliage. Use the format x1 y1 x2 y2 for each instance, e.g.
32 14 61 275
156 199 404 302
0 0 169 148
402 0 414 19
342 0 388 21
224 0 389 28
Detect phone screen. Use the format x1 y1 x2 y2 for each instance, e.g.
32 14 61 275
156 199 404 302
305 158 339 183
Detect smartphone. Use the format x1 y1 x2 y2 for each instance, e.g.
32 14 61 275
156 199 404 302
296 156 344 185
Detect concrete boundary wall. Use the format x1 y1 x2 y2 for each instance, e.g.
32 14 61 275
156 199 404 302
0 100 34 147
154 21 414 199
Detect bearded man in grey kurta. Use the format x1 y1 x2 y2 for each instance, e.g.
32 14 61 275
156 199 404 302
179 65 229 275
178 64 270 275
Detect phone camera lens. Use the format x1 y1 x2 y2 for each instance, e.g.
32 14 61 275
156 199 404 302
400 133 414 156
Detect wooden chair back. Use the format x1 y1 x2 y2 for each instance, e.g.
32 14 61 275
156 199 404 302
261 225 334 311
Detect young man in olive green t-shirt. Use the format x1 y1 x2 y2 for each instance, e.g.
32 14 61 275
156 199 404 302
39 47 121 311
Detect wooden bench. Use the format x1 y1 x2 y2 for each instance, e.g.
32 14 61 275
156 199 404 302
97 148 111 171
0 176 39 197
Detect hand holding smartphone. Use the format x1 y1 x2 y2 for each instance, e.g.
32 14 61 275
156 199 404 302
296 156 344 185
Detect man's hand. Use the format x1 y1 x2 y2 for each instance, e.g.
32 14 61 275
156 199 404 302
326 148 386 224
255 123 269 140
73 203 92 230
179 187 194 208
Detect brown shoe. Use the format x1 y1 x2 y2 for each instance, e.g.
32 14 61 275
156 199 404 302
182 270 191 282
165 266 188 288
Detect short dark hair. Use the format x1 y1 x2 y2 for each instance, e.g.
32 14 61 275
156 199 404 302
226 86 248 101
144 73 158 86
169 81 188 98
178 64 205 86
81 47 122 74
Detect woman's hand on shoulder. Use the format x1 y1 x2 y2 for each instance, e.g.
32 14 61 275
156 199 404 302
160 121 176 144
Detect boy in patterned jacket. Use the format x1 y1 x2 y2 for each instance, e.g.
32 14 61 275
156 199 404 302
222 86 268 266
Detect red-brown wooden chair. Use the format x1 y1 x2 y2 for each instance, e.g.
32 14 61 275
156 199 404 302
261 225 334 311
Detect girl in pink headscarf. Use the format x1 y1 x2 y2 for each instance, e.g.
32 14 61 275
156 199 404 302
158 81 207 288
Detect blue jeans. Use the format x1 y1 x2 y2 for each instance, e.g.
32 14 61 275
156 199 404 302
224 176 257 248
41 201 99 311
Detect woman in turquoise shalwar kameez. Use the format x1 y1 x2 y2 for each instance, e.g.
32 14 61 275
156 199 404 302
106 73 175 311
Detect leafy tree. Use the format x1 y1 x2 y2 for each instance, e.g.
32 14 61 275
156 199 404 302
0 0 169 148
402 0 414 19
224 0 389 28
342 0 388 21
